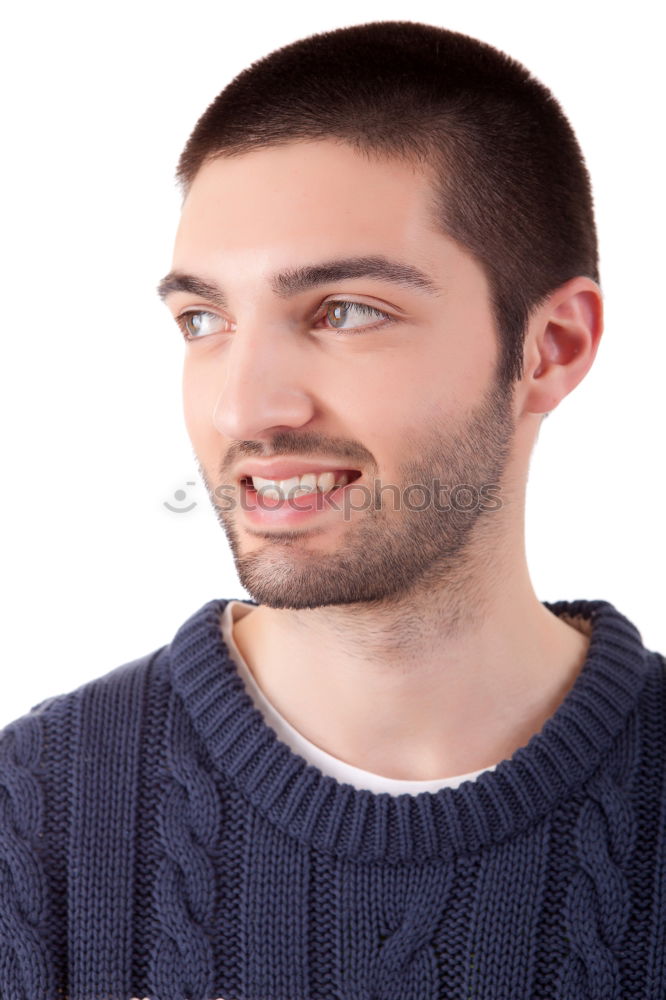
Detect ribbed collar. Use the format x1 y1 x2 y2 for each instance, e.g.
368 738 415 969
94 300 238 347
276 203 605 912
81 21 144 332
169 597 652 863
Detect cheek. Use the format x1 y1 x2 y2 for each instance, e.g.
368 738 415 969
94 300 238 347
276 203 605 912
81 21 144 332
361 347 442 425
333 363 415 472
331 362 395 428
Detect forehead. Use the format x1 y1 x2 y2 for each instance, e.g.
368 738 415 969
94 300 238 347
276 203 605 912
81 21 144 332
174 140 441 262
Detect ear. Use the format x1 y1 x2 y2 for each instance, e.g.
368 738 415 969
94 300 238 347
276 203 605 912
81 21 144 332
518 276 604 417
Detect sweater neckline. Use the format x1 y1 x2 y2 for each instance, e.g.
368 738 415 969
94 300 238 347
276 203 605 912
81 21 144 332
169 597 651 863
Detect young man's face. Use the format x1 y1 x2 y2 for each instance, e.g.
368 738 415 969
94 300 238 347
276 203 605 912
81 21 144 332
165 140 518 610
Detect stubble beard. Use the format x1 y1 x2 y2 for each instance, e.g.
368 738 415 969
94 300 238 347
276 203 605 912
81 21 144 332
201 371 516 616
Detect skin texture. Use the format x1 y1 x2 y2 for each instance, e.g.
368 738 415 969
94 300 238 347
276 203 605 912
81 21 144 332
163 139 603 780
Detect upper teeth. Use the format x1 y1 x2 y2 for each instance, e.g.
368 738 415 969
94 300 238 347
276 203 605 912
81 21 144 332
250 471 352 498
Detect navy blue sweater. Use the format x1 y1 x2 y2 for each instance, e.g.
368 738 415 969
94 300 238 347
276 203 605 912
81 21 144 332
1 596 665 1000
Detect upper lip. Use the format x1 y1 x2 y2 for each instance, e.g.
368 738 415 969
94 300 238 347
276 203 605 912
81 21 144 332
235 459 361 482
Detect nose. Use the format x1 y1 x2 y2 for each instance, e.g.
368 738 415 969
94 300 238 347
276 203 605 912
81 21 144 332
212 316 316 441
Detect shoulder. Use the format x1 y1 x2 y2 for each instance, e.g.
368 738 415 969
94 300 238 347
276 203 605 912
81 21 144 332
642 648 666 688
0 643 170 769
0 646 172 999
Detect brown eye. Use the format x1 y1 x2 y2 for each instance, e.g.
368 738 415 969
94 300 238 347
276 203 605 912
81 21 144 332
327 302 352 327
322 300 392 332
177 310 226 340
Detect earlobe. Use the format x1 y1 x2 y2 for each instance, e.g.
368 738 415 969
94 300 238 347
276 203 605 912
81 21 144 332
521 277 603 416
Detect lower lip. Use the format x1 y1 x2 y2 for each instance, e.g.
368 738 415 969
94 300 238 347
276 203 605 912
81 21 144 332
239 476 362 527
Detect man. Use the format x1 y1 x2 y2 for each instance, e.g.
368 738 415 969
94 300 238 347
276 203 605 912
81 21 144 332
1 19 663 1000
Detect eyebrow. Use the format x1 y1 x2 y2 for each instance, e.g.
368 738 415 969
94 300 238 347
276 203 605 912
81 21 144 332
156 255 443 306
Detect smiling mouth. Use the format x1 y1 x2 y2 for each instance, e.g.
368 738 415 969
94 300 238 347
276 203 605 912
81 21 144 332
240 469 363 498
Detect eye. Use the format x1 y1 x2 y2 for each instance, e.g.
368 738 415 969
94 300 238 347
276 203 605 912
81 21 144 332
175 309 228 340
174 299 394 342
317 300 394 333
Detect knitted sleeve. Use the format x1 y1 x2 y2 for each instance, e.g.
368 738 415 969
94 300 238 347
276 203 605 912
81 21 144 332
0 701 59 999
0 650 158 1000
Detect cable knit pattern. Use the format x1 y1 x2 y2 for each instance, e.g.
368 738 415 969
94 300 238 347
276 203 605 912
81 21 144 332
0 595 665 1000
557 767 637 999
368 862 453 999
0 711 55 999
148 689 220 1000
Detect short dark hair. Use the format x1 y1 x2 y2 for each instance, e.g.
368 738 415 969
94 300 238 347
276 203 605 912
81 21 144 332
176 20 599 387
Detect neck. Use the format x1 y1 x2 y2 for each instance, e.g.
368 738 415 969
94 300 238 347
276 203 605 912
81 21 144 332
232 520 591 781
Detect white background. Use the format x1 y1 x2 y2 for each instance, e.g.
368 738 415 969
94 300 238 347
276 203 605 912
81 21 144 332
1 0 663 728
